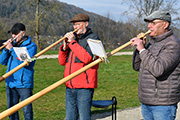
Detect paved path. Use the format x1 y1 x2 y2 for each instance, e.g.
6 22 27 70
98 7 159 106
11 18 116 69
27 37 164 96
91 103 180 120
39 52 180 120
37 52 133 59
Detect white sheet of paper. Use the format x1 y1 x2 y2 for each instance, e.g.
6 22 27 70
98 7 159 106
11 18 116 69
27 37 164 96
87 39 107 58
13 47 31 61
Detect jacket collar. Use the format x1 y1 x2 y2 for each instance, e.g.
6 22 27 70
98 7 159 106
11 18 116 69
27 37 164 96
76 28 93 40
14 36 31 47
151 29 173 42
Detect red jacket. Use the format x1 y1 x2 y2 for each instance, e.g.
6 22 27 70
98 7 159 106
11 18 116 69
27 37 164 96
58 38 99 89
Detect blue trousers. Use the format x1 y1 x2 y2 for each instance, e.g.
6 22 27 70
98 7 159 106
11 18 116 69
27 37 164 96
141 103 177 120
6 87 33 120
65 87 94 120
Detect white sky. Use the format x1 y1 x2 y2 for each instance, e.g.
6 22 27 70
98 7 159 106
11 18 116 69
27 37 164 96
58 0 180 22
58 0 128 21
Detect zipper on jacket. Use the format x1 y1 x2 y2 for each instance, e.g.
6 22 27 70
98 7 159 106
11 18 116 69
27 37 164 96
84 71 89 84
69 52 74 88
21 73 24 85
155 80 158 98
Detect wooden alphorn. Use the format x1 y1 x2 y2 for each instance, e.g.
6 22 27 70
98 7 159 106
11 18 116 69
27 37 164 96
0 29 78 82
0 30 150 119
0 31 24 50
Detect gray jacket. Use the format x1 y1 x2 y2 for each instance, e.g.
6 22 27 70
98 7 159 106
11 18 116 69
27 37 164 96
133 30 180 105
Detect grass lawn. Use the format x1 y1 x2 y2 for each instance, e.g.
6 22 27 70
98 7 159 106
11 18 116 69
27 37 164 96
0 55 140 119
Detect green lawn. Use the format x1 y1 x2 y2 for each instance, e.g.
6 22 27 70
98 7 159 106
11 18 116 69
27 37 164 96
0 55 140 119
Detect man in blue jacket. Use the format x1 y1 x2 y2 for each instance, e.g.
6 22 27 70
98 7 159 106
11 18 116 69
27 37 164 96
0 23 37 120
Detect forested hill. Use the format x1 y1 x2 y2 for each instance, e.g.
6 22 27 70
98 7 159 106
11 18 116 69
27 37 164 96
0 0 105 38
0 0 140 50
4 0 180 50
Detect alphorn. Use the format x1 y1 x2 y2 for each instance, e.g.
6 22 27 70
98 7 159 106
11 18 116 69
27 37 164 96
0 39 15 50
0 29 78 82
0 30 151 119
0 44 6 50
0 31 24 50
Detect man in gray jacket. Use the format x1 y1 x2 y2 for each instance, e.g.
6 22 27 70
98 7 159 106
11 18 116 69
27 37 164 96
131 10 180 120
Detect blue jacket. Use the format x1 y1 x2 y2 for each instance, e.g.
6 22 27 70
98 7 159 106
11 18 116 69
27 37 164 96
0 36 37 89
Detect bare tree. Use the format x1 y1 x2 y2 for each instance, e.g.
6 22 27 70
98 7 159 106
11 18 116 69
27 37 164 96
0 20 7 40
122 0 179 33
35 0 40 50
28 0 66 50
122 0 178 18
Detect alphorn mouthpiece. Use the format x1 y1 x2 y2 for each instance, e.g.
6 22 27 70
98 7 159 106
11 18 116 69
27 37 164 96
144 30 151 36
73 29 78 33
137 30 151 39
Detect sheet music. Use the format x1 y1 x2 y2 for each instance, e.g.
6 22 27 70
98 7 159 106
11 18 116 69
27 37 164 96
13 47 31 61
87 39 107 58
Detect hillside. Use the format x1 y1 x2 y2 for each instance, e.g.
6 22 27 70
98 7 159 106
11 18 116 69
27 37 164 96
3 0 180 50
0 0 140 50
0 0 104 36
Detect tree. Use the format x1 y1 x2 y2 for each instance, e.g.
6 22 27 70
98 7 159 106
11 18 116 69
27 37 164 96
27 0 66 50
35 0 40 50
122 0 178 18
121 0 180 35
0 20 7 40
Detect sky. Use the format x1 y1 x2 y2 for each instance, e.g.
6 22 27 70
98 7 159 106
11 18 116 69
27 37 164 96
58 0 128 21
58 0 180 22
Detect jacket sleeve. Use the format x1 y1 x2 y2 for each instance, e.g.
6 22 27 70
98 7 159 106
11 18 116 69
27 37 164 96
132 48 141 71
0 48 10 65
140 40 180 78
58 45 69 66
69 40 92 64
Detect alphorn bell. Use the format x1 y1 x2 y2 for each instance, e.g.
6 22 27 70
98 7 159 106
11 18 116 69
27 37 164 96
0 30 151 119
0 29 78 82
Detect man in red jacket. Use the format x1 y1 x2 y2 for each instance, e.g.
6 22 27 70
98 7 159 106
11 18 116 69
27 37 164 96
58 13 100 120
